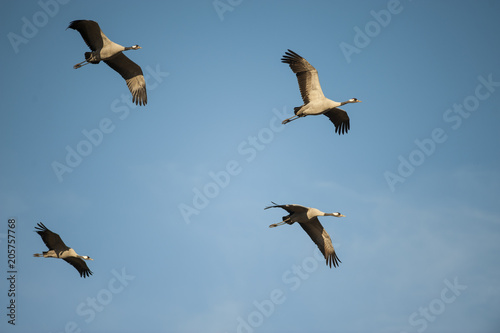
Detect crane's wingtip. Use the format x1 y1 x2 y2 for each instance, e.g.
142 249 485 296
67 20 80 30
264 201 280 210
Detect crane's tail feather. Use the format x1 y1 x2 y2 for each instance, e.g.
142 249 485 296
84 52 100 63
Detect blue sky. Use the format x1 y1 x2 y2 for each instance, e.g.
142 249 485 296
1 0 500 332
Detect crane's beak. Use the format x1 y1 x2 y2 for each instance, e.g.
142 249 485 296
340 214 346 217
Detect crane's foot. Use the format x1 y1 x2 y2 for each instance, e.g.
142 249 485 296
73 61 89 69
282 116 300 124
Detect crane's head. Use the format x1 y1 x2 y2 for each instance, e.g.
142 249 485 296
324 212 346 218
348 98 361 103
131 45 141 50
80 255 94 261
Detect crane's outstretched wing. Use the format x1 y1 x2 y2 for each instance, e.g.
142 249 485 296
299 218 341 268
63 257 93 278
35 223 70 254
104 53 147 106
324 107 350 135
281 49 325 104
67 20 107 51
264 202 309 214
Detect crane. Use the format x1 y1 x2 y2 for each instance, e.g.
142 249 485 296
281 49 361 134
265 202 345 268
33 222 93 278
68 20 147 106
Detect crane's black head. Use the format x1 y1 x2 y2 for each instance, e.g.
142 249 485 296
324 212 346 217
124 45 142 51
348 98 361 103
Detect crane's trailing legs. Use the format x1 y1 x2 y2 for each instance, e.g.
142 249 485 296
282 115 300 124
73 60 90 69
269 216 292 228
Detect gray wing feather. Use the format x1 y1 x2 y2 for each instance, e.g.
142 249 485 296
35 223 70 254
104 53 147 105
299 217 341 268
281 49 325 103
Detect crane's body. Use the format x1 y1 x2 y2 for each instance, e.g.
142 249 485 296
271 206 332 224
295 98 341 116
36 247 79 259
